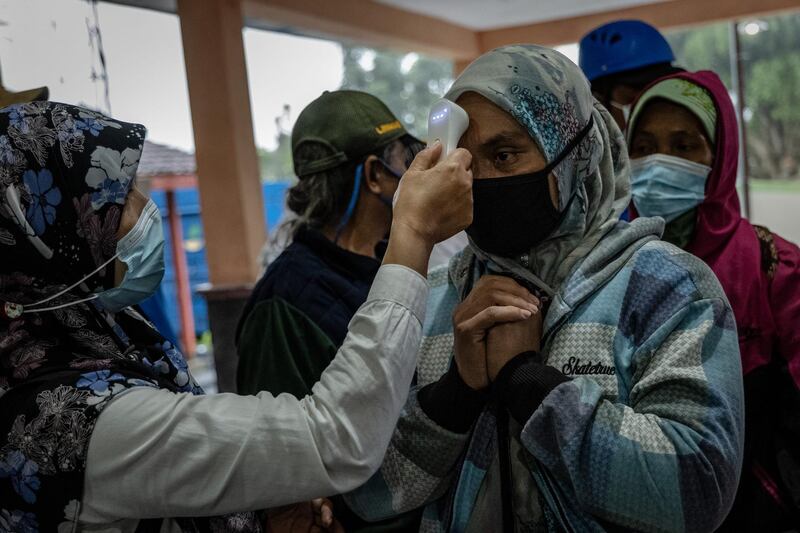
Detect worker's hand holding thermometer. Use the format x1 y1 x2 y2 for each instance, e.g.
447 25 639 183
387 99 472 273
392 99 470 207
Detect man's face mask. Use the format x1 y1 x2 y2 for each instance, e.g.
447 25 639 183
466 117 594 257
610 100 632 123
336 156 406 243
630 153 710 223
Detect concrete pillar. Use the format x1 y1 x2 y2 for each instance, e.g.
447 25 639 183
177 0 265 391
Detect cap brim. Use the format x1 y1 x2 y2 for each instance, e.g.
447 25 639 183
399 132 424 148
295 129 423 178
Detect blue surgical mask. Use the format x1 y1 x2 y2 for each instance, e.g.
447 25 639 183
630 154 711 223
96 199 165 312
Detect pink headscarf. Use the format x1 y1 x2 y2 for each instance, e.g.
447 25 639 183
632 71 800 385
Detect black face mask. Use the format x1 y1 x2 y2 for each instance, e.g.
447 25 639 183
466 116 594 257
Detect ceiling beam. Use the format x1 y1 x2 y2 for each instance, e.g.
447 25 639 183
242 0 480 59
479 0 800 50
99 0 479 59
99 0 177 15
100 0 800 58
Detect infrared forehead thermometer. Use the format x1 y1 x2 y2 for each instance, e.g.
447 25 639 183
427 99 469 160
393 99 469 208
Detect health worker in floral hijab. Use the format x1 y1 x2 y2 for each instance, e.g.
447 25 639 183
0 101 480 531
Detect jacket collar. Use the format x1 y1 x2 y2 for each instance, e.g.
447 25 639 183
294 226 381 281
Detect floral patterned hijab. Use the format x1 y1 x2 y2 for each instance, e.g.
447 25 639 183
0 102 258 530
445 45 631 295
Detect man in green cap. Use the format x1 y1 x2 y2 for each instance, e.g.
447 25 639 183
236 90 426 531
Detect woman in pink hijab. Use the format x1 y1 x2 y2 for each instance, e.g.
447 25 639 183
628 70 800 531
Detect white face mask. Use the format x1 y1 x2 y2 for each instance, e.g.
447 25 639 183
630 154 711 223
610 100 632 123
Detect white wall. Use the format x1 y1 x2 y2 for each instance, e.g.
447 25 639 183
749 190 800 244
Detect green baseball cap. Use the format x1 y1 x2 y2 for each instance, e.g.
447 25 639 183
292 90 419 177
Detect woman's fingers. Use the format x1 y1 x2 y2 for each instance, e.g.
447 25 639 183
475 275 540 305
311 498 334 528
320 500 334 528
406 141 443 171
480 292 538 314
455 281 540 322
457 305 532 335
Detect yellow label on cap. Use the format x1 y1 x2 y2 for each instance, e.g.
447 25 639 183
375 120 402 135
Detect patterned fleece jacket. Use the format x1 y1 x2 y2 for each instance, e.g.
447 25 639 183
345 218 745 533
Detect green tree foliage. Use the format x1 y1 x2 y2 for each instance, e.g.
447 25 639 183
257 46 452 182
667 13 800 180
257 139 293 183
666 23 731 86
340 45 453 138
258 105 294 183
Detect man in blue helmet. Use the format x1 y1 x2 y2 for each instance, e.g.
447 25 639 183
579 20 683 130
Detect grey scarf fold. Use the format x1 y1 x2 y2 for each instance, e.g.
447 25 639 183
445 45 631 295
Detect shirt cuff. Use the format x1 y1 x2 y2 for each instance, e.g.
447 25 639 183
418 363 489 433
367 264 429 325
494 352 570 426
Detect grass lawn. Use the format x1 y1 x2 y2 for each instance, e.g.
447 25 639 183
748 179 800 192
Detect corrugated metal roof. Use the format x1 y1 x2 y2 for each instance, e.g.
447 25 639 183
138 140 196 177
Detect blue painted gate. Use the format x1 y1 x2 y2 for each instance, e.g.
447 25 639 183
149 182 290 336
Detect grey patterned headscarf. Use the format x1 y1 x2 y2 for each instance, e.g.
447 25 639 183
445 44 630 295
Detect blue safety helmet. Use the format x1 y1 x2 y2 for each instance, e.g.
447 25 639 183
579 20 675 82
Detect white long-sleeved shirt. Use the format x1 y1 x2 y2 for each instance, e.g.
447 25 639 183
76 264 427 530
429 231 468 270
